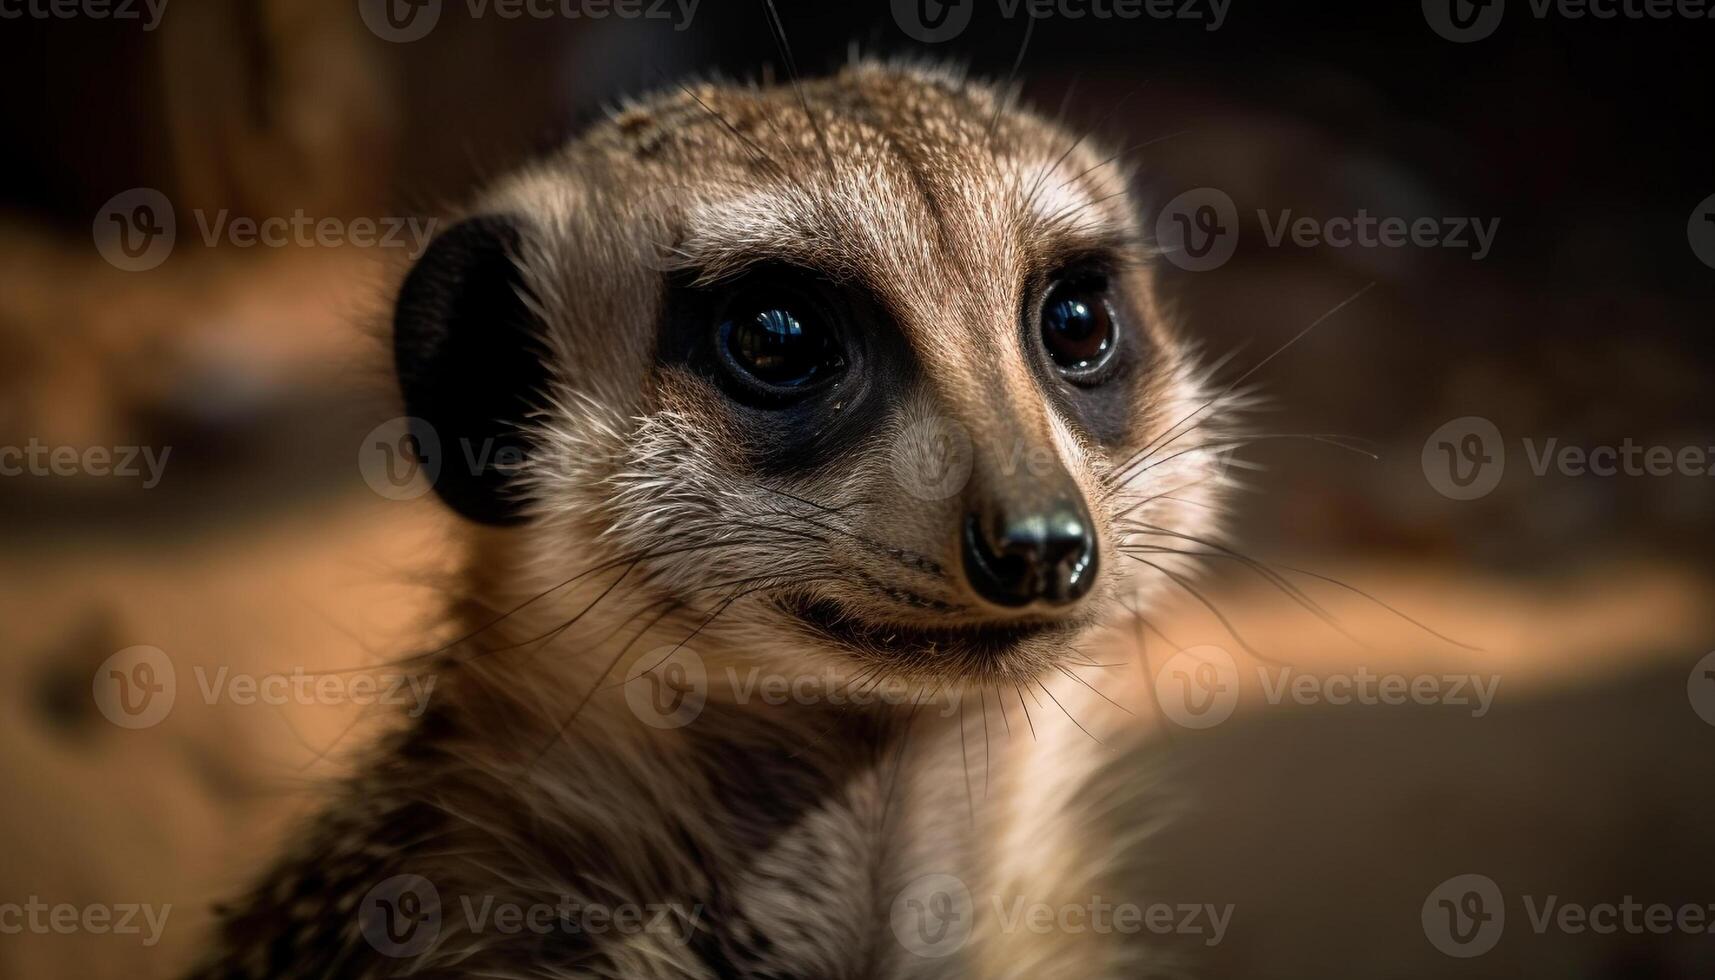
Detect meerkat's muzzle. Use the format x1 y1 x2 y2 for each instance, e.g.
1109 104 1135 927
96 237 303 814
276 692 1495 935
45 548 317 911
961 499 1098 609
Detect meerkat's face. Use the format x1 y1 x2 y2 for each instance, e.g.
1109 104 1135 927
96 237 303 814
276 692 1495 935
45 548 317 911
392 63 1228 686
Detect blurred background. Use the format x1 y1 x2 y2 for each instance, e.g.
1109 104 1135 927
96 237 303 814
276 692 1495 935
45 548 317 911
1 0 1712 976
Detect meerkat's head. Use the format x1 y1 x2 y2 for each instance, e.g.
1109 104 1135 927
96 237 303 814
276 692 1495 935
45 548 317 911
392 62 1230 690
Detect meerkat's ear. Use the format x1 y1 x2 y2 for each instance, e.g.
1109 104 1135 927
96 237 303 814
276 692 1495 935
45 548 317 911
393 214 550 525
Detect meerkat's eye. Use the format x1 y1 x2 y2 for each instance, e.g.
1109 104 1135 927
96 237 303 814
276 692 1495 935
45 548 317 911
716 303 845 397
1040 279 1118 380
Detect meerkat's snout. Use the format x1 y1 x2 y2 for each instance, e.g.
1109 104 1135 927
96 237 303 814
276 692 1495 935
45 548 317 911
961 477 1099 610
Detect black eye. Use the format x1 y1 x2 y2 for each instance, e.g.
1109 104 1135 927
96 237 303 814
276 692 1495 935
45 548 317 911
716 303 845 396
1040 281 1117 378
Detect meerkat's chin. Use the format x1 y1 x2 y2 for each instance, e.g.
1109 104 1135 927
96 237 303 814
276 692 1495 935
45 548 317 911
773 594 1096 669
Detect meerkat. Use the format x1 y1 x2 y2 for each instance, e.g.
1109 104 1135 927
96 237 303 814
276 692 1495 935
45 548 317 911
187 59 1234 980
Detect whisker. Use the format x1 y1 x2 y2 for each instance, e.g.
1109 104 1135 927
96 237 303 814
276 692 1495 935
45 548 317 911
883 679 943 821
1054 662 1132 716
1038 184 1137 235
677 84 791 186
759 0 834 169
1272 562 1485 652
980 687 992 799
985 14 1037 144
442 536 827 668
1131 612 1182 650
1017 79 1148 221
461 556 647 662
1120 282 1377 480
400 550 649 666
959 693 976 828
1109 473 1223 520
390 534 828 673
1119 530 1359 647
1099 391 1258 499
1108 433 1379 498
1128 556 1287 667
1044 128 1190 215
1126 543 1359 646
783 662 898 762
755 483 870 516
1123 596 1176 747
525 598 687 768
1035 677 1102 745
750 487 943 575
1014 682 1038 741
1121 522 1481 651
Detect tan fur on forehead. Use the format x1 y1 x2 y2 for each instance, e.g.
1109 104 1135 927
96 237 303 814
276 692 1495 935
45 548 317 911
661 75 1135 283
485 60 1137 290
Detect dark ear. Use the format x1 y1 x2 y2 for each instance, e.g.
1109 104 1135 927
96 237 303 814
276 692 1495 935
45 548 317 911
393 214 550 525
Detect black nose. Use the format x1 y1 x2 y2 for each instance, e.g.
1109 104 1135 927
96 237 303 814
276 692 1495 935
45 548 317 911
962 501 1099 608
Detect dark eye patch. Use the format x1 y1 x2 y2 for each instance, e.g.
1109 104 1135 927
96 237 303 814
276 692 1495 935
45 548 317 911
656 264 914 475
1022 255 1152 448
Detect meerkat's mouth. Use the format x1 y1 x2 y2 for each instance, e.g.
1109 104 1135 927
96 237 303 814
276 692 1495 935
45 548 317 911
782 595 1086 662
